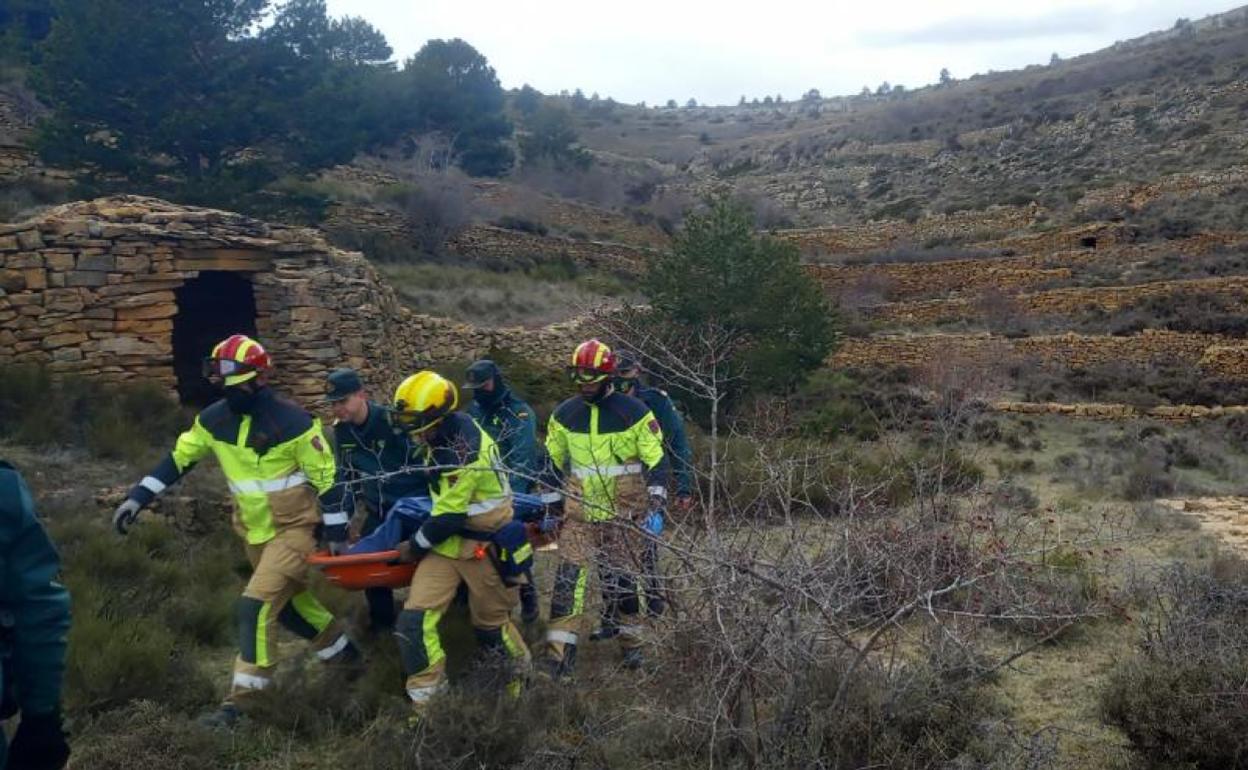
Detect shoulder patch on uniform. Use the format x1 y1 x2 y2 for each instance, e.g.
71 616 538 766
311 435 325 453
648 419 661 434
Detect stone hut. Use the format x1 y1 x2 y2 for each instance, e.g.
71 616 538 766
0 196 583 405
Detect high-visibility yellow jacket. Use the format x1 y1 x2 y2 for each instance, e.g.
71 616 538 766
127 388 338 545
545 390 668 521
409 412 512 560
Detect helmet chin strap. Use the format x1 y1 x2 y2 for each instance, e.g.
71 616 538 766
585 380 613 404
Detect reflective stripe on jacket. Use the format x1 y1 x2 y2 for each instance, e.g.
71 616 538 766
130 388 337 545
545 390 667 521
418 413 511 559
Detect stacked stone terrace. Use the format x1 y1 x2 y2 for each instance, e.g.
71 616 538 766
791 195 1248 412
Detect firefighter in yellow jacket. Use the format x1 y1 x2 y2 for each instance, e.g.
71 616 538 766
391 371 530 713
541 339 668 680
112 335 359 728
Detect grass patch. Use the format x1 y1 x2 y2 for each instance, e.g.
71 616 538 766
376 261 638 327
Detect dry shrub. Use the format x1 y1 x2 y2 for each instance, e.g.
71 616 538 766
1102 562 1248 768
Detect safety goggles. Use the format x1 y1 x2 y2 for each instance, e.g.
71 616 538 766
202 357 256 380
390 408 441 434
568 367 609 385
614 374 640 391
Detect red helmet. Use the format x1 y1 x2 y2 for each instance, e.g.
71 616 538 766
569 339 616 384
204 334 272 386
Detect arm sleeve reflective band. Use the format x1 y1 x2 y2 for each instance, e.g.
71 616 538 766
416 512 467 547
322 511 350 526
128 453 187 507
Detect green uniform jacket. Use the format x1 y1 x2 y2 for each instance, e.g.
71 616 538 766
329 401 429 514
545 391 668 521
128 388 339 545
0 460 71 743
468 386 540 494
634 384 694 497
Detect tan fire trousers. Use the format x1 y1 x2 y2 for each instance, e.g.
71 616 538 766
544 473 649 665
227 525 349 706
397 502 530 708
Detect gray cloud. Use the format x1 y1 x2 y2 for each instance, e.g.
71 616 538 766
865 6 1115 46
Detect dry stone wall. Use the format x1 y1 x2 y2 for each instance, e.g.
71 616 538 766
447 225 649 275
831 330 1245 379
867 276 1248 325
777 204 1042 255
990 400 1248 420
808 261 1073 302
322 201 649 276
0 196 584 405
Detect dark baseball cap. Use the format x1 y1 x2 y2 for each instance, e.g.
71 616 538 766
324 368 363 402
463 360 500 388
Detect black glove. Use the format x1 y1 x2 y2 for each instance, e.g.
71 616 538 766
9 710 70 770
323 521 349 556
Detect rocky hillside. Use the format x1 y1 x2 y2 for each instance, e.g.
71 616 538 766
568 6 1248 230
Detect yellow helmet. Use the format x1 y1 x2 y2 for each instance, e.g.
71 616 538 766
392 371 458 434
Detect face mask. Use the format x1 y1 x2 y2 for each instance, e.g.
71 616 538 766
615 376 639 394
473 384 503 407
224 385 259 414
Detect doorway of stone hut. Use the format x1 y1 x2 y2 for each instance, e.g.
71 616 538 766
172 271 258 406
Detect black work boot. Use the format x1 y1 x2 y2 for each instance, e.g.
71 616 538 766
590 618 619 642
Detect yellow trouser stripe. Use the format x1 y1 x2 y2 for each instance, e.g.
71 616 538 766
573 568 588 615
423 609 445 670
501 623 525 661
256 603 271 667
291 592 333 633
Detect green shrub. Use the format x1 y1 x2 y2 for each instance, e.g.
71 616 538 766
494 214 549 235
0 365 186 462
1102 660 1248 769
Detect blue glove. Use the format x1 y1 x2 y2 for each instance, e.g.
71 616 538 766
644 510 665 536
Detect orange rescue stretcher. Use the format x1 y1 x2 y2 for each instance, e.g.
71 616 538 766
308 522 556 591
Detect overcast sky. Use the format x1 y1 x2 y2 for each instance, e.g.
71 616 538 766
325 0 1241 106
